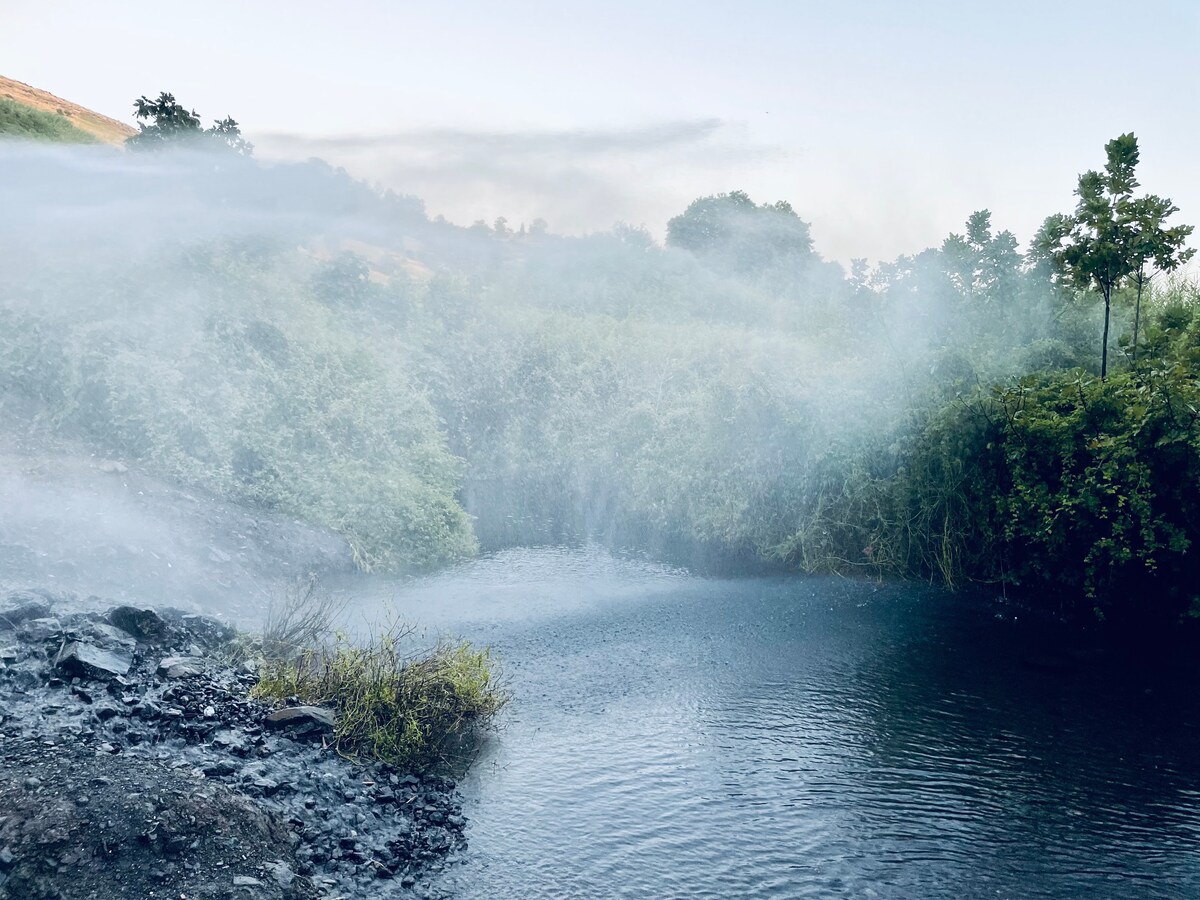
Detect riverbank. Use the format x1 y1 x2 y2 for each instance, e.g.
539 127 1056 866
0 590 465 899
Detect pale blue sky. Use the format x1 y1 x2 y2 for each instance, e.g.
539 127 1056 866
3 0 1197 262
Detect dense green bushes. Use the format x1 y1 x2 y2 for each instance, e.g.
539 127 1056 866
0 248 476 572
799 294 1200 623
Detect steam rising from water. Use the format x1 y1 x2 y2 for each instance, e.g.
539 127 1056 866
0 138 1055 617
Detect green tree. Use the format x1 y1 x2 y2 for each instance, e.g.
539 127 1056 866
1127 194 1194 359
666 190 814 274
1043 133 1191 379
941 210 1021 307
126 92 253 155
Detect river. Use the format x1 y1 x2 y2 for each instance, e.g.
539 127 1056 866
328 546 1200 899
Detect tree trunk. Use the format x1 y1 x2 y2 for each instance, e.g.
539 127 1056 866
1101 289 1111 380
1132 272 1145 363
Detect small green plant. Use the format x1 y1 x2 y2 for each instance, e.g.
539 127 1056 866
254 630 508 773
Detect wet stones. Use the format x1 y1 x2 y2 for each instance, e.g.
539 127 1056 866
0 592 470 899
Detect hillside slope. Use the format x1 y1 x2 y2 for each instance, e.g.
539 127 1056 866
0 75 135 145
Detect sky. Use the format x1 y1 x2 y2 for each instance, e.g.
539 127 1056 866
3 0 1198 264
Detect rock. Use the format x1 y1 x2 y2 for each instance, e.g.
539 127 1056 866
70 621 137 653
108 606 169 643
16 617 62 643
53 641 133 680
232 874 263 887
157 656 206 679
0 594 53 627
264 706 335 736
211 729 250 755
267 860 295 888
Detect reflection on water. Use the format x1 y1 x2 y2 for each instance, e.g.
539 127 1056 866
337 547 1200 899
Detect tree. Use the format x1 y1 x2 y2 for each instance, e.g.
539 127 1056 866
1043 133 1191 379
1127 194 1194 359
126 92 253 155
941 210 1021 306
666 190 814 274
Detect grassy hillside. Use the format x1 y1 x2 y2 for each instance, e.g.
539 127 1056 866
0 97 96 143
0 75 134 145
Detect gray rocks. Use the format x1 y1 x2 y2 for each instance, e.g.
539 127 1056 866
53 641 133 679
0 601 467 899
265 706 336 735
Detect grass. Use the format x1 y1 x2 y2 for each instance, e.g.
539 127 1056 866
0 97 97 144
0 75 136 144
252 621 508 773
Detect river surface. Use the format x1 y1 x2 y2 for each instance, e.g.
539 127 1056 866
331 546 1200 899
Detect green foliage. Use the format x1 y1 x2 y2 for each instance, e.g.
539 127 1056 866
126 92 253 155
666 190 815 275
838 296 1200 622
0 245 476 572
254 634 508 773
0 98 96 144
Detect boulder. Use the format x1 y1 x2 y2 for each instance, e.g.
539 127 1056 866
69 621 136 653
108 606 169 643
53 641 133 680
0 592 55 627
264 706 335 737
15 617 61 643
157 656 207 679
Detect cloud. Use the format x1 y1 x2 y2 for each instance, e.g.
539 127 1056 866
253 119 776 234
256 118 727 158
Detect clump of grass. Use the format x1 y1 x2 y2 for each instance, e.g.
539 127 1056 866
253 629 508 773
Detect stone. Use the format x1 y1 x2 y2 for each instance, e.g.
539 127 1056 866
157 656 206 679
108 606 169 643
211 730 249 755
53 642 133 680
264 706 335 735
0 594 53 626
232 875 262 887
17 618 62 643
71 622 137 653
267 860 294 888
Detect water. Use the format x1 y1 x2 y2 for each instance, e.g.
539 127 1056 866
333 546 1200 899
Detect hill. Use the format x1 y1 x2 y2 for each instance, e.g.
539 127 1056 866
0 75 135 145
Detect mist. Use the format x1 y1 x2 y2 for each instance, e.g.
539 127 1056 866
0 134 1092 624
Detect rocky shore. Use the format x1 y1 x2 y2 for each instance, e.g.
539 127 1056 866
0 589 466 899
